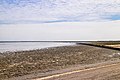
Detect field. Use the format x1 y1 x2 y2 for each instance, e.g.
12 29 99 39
0 43 120 80
90 41 120 49
90 41 120 45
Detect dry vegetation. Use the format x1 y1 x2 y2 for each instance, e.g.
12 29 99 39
91 41 120 49
0 44 120 79
91 41 120 45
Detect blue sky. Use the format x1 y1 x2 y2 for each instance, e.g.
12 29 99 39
0 0 120 24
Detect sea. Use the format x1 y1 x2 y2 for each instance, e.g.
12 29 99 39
0 41 75 53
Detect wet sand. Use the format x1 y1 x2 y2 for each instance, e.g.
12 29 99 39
0 44 120 80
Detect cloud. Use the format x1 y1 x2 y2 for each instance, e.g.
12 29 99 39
0 0 120 24
0 21 120 41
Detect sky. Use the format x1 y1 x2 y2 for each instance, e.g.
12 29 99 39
0 0 120 41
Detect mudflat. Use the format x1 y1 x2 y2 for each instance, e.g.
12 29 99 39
0 44 120 80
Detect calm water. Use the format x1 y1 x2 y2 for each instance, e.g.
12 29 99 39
0 42 75 53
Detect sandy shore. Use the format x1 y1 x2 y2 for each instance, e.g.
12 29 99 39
0 44 120 80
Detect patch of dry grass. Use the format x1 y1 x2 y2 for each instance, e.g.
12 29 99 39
0 45 120 79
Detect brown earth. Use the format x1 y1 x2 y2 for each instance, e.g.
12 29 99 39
41 62 120 80
0 44 120 80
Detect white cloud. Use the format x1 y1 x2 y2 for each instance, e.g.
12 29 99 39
0 0 120 22
0 20 120 41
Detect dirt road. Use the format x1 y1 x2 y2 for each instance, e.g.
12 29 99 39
35 63 120 80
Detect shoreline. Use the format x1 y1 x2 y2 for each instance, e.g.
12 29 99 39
0 42 75 53
0 44 120 79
